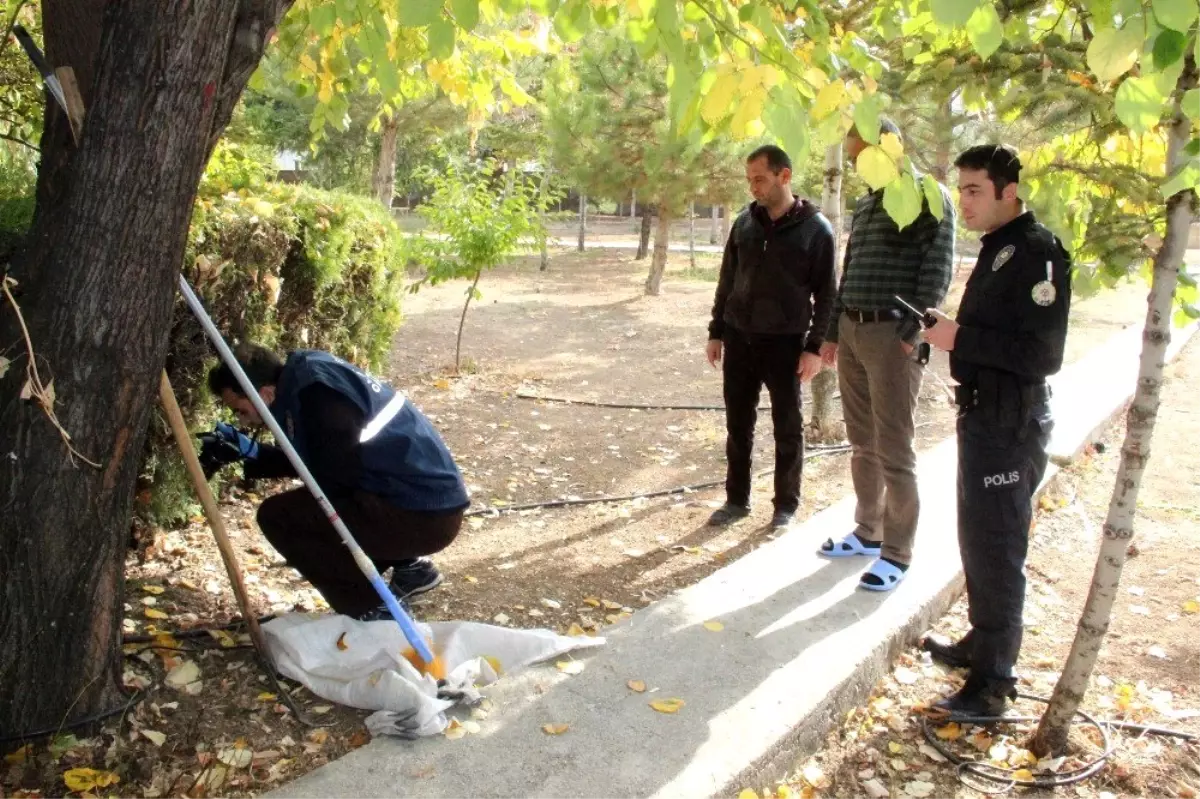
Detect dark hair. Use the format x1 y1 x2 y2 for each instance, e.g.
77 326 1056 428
207 343 285 397
954 144 1022 198
746 144 791 173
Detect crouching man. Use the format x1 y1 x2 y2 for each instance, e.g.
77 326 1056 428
199 344 469 621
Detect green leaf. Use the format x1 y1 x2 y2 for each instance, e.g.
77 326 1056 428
931 0 981 27
309 3 337 34
966 3 1004 59
1086 25 1144 82
428 15 457 58
856 145 900 191
655 0 680 35
853 94 886 144
764 88 810 171
1152 0 1199 32
1115 75 1168 132
1161 161 1200 197
1152 29 1187 69
922 174 945 222
451 0 480 29
883 174 922 230
398 0 443 27
1183 90 1200 122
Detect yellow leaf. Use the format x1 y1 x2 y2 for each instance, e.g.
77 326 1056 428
582 597 601 607
627 679 647 693
4 744 31 765
703 620 724 632
144 608 168 620
257 692 278 702
63 768 120 792
855 145 900 191
649 698 685 714
464 575 479 584
208 629 237 648
484 655 503 674
812 80 846 120
541 723 569 735
556 660 585 675
566 623 587 637
738 791 760 799
934 722 963 740
701 70 739 126
776 785 793 799
601 600 623 610
141 585 165 595
889 741 903 753
1183 599 1199 614
336 632 349 651
880 131 904 160
433 378 451 390
1013 768 1034 782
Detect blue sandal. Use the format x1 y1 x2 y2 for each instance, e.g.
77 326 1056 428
819 532 882 558
859 558 906 592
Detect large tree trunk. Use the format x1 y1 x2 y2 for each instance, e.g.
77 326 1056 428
0 0 289 737
1030 58 1199 757
688 200 696 270
371 111 400 208
577 192 586 252
933 98 952 183
636 204 653 260
810 143 844 442
644 207 671 296
710 204 720 245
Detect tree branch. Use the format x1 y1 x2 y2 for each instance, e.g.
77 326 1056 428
0 131 38 151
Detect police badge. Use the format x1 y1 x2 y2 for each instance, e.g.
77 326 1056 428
1032 259 1056 306
992 244 1016 271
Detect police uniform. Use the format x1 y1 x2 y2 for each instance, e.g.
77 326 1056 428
945 210 1071 705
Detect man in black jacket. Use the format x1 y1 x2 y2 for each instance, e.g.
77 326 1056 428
705 144 837 529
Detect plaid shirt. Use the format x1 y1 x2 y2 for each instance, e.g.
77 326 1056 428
827 180 957 343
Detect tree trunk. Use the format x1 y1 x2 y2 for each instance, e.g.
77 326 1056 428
630 189 637 219
688 201 696 270
538 166 552 272
1030 59 1199 757
644 207 671 296
0 0 289 737
636 204 653 260
933 98 952 183
577 192 586 252
710 204 720 245
371 111 400 208
721 203 732 242
810 143 844 443
455 268 484 374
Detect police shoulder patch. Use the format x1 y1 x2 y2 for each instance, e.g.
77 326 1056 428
992 244 1016 271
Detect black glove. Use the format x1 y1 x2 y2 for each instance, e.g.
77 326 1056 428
197 423 258 479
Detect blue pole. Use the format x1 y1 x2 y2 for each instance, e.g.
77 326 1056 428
177 275 436 665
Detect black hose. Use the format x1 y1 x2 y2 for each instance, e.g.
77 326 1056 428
919 692 1197 792
0 690 147 744
464 444 852 517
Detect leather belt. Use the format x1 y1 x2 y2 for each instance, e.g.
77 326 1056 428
844 308 903 324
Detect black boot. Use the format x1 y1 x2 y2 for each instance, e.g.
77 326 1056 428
933 675 1017 719
921 631 972 669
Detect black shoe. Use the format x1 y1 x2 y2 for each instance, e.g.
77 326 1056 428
921 632 972 669
356 595 413 622
389 557 444 599
933 676 1017 719
770 509 794 529
707 503 750 526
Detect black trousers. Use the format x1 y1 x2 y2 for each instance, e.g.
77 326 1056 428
956 401 1052 683
722 328 806 513
257 488 463 617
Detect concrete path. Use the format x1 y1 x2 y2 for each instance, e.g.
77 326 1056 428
273 321 1196 799
548 238 725 254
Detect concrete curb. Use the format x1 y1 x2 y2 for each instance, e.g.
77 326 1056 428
271 321 1196 799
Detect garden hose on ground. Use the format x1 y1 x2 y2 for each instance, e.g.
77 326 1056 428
920 692 1198 793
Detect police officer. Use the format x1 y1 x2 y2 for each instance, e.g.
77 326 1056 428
921 144 1071 716
200 344 469 621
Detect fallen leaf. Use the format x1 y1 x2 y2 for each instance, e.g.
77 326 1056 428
737 791 759 799
142 585 165 595
1037 755 1067 773
934 722 963 740
257 692 277 702
4 744 31 765
433 378 450 390
889 741 903 754
144 608 168 620
141 729 167 747
164 660 201 694
540 598 562 609
801 764 827 788
891 757 908 771
565 623 587 637
483 655 502 674
444 723 467 740
776 786 793 799
970 731 993 751
988 742 1010 763
464 575 479 584
463 721 481 734
63 768 120 792
627 679 647 693
307 729 329 746
861 778 889 799
336 633 349 651
904 780 935 797
207 629 237 648
918 743 947 763
1183 599 1199 614
556 660 585 675
493 613 511 625
311 705 333 715
218 739 253 768
1147 645 1168 659
1129 605 1151 616
541 723 569 735
703 620 724 632
650 698 685 714
601 599 623 610
1012 768 1034 782
582 598 601 607
622 548 645 558
893 666 920 685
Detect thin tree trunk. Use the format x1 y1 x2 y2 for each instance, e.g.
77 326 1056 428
644 207 671 296
1030 58 1199 757
933 98 952 183
811 143 844 442
688 201 696 270
0 0 290 736
721 203 732 242
631 189 637 219
371 111 400 208
636 204 653 260
455 268 484 374
577 192 586 252
710 204 720 245
538 166 552 272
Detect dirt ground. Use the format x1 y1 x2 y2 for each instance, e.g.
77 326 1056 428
758 337 1200 799
0 247 1162 798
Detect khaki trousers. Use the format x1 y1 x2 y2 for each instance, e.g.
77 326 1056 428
836 315 923 564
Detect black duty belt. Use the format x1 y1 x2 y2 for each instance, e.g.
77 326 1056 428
955 382 1052 409
844 308 903 324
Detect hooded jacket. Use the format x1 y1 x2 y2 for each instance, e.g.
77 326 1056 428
708 197 837 352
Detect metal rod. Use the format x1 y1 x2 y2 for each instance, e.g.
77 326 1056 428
176 275 435 665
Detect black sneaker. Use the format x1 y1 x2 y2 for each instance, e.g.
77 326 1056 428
355 595 413 622
707 503 750 526
389 557 444 599
933 675 1017 719
921 631 973 669
770 510 794 529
